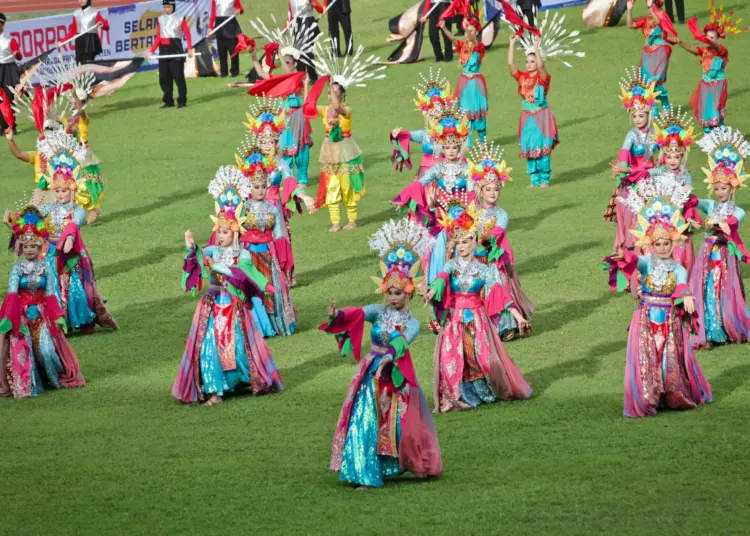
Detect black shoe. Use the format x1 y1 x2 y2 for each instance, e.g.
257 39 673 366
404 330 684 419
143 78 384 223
435 56 445 62
177 103 187 109
160 103 174 109
220 74 228 78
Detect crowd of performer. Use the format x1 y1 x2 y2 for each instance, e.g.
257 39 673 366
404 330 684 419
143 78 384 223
1 0 749 490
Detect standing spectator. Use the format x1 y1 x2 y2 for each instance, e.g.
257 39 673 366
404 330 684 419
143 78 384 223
665 0 686 24
208 0 245 77
420 0 453 63
327 0 353 56
517 0 541 28
289 0 323 81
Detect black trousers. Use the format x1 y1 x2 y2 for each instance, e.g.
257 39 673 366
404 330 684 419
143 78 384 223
664 0 685 23
217 35 240 76
296 17 319 82
428 3 453 62
159 42 187 106
521 7 536 27
328 10 353 56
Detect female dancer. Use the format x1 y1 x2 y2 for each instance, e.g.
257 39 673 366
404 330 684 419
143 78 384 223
677 5 747 132
34 131 117 333
625 0 677 114
391 106 472 284
390 69 454 181
604 175 712 418
307 38 386 232
437 14 487 148
468 143 535 340
607 68 660 254
425 203 533 413
691 126 750 347
173 171 284 406
238 157 298 336
321 219 442 488
57 0 109 65
507 34 558 188
0 204 85 399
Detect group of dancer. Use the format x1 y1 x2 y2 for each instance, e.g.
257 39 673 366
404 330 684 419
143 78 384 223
1 0 749 491
602 0 749 418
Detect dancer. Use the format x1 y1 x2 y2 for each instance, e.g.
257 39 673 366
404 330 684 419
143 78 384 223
237 157 298 336
0 204 86 399
29 131 116 333
436 14 486 148
626 0 677 113
57 0 110 65
0 13 22 133
677 3 747 132
468 142 535 340
309 38 386 232
247 16 319 186
390 68 454 181
604 174 712 418
321 219 442 488
691 126 750 348
391 105 472 284
425 202 533 412
607 68 660 254
147 0 194 109
650 108 701 274
208 0 244 78
173 172 284 406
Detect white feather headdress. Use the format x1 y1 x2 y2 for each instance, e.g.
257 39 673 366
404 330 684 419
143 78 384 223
38 56 97 102
208 165 252 202
513 9 585 67
249 15 320 65
35 129 88 162
313 38 387 89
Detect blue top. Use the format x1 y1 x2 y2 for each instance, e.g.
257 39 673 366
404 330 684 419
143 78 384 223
622 128 657 160
419 161 472 193
442 258 504 323
409 129 435 157
8 259 58 319
39 201 87 248
697 199 745 226
362 304 420 347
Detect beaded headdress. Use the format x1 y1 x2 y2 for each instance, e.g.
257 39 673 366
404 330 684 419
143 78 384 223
208 166 250 232
245 97 288 143
249 14 320 65
39 56 97 103
437 200 482 241
653 107 696 158
313 38 387 89
619 66 661 115
414 68 453 121
6 201 52 249
368 219 434 295
467 142 513 190
697 126 750 192
699 0 748 39
619 173 691 246
428 104 470 146
12 84 72 134
235 136 276 186
515 10 585 67
36 130 88 191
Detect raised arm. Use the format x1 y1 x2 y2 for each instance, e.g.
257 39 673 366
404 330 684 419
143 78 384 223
5 131 32 163
329 85 348 117
437 19 457 43
250 47 271 80
533 36 548 80
507 34 519 77
626 1 636 29
675 36 699 55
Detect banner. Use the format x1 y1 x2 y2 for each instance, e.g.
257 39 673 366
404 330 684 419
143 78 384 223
6 0 212 83
541 0 588 9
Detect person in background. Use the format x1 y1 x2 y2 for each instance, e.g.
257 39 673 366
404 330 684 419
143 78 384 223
327 0 353 57
208 0 244 77
517 0 541 28
146 0 194 109
665 0 686 25
289 0 323 81
420 0 453 63
0 13 22 133
57 0 110 65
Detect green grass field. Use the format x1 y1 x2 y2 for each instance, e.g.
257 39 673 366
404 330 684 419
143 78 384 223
2 2 750 534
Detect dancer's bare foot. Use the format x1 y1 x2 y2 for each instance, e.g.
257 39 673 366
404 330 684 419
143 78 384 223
202 394 223 406
330 224 341 233
343 221 357 231
539 183 550 189
527 185 536 189
355 486 372 491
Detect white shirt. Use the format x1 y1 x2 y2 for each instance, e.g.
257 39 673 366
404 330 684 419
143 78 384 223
0 34 16 64
74 6 100 35
215 0 236 17
289 0 315 19
159 13 185 39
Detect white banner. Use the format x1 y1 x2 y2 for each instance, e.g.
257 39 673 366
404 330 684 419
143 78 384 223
541 0 588 9
6 0 212 81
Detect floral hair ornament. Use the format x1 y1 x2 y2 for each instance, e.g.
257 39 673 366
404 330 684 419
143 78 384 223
235 135 276 185
36 130 88 191
653 107 696 157
413 68 453 120
368 219 435 295
619 66 661 115
208 166 251 232
619 172 691 247
697 126 750 193
427 104 470 146
467 141 513 190
6 195 52 251
245 96 288 142
686 0 748 42
436 200 482 241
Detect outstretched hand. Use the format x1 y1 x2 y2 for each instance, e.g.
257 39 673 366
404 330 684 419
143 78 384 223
423 288 436 305
185 230 195 249
684 296 695 315
328 301 337 318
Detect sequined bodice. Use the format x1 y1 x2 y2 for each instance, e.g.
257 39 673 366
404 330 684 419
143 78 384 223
477 206 506 233
213 246 240 266
246 200 275 231
712 201 736 224
49 202 76 237
629 129 654 160
17 259 47 291
449 258 487 294
436 161 469 193
370 306 412 346
642 258 678 294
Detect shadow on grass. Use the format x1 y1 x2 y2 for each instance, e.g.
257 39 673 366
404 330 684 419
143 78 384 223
491 113 607 146
708 363 750 400
294 253 374 288
94 88 240 117
729 85 750 99
96 244 185 281
97 186 206 224
281 352 349 391
555 157 612 185
358 207 399 227
511 202 580 232
515 239 601 276
532 292 612 333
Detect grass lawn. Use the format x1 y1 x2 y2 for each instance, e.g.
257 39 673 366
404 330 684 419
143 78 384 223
2 1 750 534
